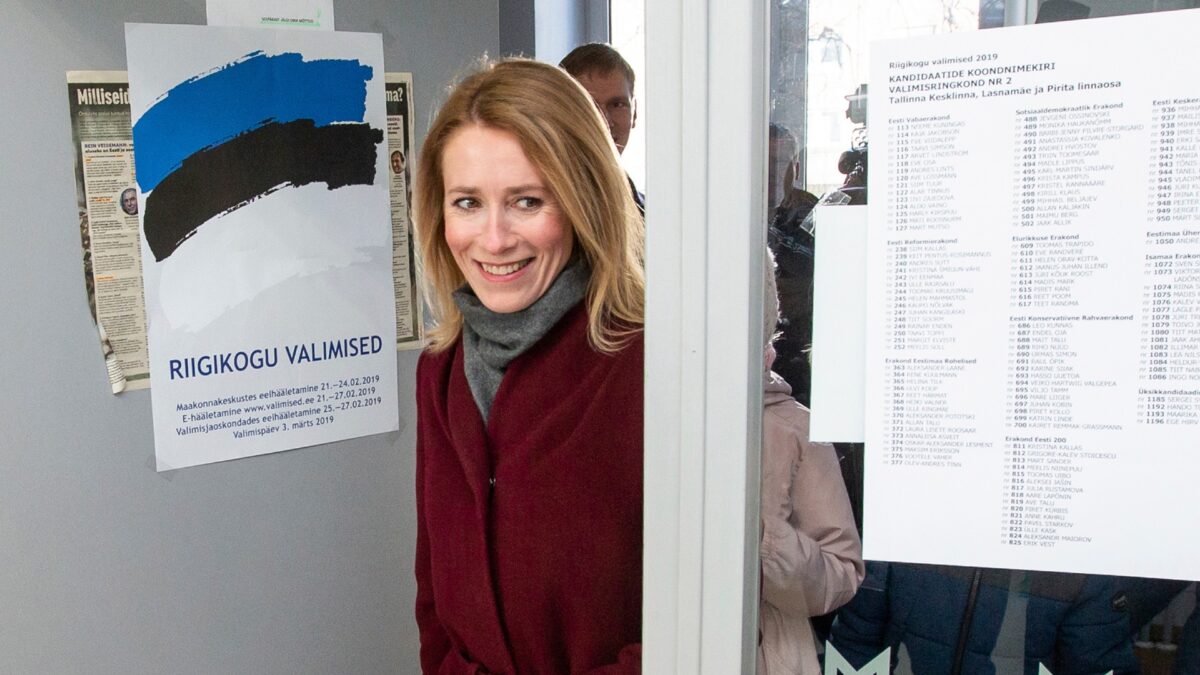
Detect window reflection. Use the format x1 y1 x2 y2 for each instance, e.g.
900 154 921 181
610 0 647 193
767 0 1200 672
802 1 979 196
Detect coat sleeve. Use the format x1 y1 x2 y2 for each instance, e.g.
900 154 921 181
415 355 453 674
760 415 864 618
579 644 642 674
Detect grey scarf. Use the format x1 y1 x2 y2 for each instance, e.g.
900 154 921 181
453 261 589 421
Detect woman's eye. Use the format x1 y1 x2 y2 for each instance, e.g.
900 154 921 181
514 197 543 210
451 197 479 210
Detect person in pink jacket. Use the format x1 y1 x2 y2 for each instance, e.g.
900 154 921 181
759 248 865 674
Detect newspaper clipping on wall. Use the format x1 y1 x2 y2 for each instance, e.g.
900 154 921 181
67 71 150 393
386 73 423 349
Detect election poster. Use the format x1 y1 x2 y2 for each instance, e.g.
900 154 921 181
865 11 1200 579
67 71 150 393
385 73 423 349
126 24 399 470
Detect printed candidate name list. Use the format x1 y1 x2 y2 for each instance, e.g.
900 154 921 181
865 11 1200 580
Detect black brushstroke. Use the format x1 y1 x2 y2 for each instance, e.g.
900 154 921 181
143 119 383 261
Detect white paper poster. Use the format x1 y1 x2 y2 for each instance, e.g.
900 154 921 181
866 10 1200 579
206 0 334 30
810 206 868 443
126 24 398 470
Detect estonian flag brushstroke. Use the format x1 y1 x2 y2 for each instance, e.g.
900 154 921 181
132 51 383 262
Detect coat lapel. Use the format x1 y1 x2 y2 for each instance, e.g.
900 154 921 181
444 343 519 673
446 342 493 516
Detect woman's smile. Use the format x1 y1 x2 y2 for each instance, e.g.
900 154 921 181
478 258 532 278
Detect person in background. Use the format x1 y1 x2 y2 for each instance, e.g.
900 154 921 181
560 43 645 216
1175 602 1200 675
412 58 645 674
1121 578 1200 675
767 123 809 219
829 564 1139 675
760 246 864 674
766 123 818 407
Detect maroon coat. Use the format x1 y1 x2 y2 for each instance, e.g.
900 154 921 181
414 305 643 674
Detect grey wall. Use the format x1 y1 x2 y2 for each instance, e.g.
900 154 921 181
0 2 497 673
499 0 537 56
498 0 610 64
527 0 608 64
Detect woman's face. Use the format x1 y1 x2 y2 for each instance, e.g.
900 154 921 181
442 124 573 314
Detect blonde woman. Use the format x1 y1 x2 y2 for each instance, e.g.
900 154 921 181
412 59 644 674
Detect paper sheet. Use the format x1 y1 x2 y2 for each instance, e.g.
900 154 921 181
865 10 1200 579
127 24 398 470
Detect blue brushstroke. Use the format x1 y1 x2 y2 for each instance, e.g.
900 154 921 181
132 51 373 192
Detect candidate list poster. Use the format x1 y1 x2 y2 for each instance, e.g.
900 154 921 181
126 24 398 470
865 11 1200 579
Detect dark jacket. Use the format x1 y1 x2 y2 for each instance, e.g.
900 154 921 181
415 305 643 674
768 200 816 407
628 175 645 218
829 562 1138 675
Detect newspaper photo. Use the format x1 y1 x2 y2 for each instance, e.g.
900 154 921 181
67 71 150 393
386 73 424 349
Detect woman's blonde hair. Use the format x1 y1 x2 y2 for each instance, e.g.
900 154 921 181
415 58 644 353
